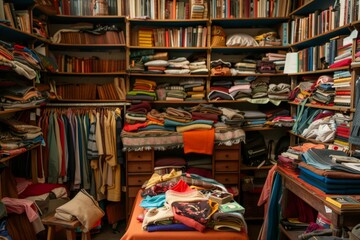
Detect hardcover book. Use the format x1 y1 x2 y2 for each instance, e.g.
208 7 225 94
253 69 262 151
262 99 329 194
325 196 360 209
219 201 245 214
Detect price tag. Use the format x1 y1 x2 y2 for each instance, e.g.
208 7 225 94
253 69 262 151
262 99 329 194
325 205 332 213
36 108 41 116
30 112 36 121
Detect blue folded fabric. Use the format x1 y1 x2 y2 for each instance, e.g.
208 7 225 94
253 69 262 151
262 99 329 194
299 167 360 184
299 168 360 194
147 223 196 232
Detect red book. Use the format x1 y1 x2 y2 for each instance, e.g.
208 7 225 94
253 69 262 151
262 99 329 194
165 29 169 47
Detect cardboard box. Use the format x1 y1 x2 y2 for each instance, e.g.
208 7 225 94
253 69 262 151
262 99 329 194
209 191 233 204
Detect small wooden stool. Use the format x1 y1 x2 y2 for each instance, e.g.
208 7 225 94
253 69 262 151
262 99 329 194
42 213 91 240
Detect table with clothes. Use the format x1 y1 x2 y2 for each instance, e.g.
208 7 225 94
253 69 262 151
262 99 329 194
121 170 248 240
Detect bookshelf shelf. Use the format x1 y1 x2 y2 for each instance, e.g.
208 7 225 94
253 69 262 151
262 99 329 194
291 24 352 50
287 66 350 76
0 25 47 45
288 131 332 145
289 0 334 16
48 15 126 24
211 17 289 28
211 46 290 53
48 43 126 50
279 224 303 240
0 106 41 115
0 143 41 163
129 18 208 27
128 73 208 77
208 99 289 104
128 46 209 51
48 99 128 103
211 73 288 77
289 101 353 112
49 71 127 76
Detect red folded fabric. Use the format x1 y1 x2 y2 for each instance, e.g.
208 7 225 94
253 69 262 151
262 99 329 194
329 58 352 68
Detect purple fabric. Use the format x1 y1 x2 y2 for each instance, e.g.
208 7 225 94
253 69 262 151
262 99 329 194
147 223 196 232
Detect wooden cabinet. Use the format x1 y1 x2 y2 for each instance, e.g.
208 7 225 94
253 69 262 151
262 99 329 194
125 149 154 215
213 144 241 189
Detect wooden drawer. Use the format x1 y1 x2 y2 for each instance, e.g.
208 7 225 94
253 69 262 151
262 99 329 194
127 161 152 173
127 150 153 161
128 175 151 186
127 186 141 198
215 173 239 185
215 144 240 150
214 150 239 161
215 161 239 172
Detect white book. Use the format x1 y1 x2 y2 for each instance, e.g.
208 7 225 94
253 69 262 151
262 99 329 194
339 0 346 26
284 52 299 74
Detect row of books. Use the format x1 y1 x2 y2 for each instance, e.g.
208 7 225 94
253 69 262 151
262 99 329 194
56 30 125 45
128 0 208 19
55 55 126 73
50 0 125 16
55 81 126 100
1 2 31 34
210 0 292 18
135 26 207 47
289 5 341 45
284 33 351 73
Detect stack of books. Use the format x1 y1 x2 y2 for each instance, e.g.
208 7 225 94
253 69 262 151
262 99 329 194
190 0 207 19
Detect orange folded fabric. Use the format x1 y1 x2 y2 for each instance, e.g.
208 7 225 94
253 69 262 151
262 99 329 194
183 128 215 155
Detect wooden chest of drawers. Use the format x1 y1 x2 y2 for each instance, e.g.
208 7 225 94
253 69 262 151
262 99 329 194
125 150 154 216
213 144 241 192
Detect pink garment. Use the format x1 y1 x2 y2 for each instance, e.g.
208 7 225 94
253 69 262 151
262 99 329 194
229 85 250 93
2 197 39 222
15 178 33 195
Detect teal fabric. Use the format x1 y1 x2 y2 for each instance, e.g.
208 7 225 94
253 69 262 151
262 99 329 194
140 194 166 209
164 119 214 127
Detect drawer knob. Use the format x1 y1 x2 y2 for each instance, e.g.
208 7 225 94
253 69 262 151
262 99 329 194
137 166 142 170
225 166 229 169
225 178 229 182
225 154 229 158
138 180 142 183
137 155 141 159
